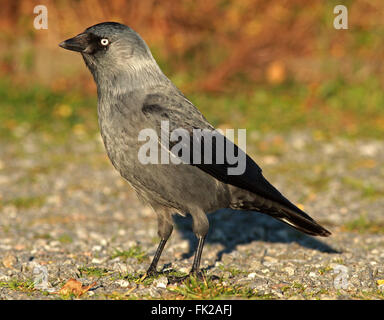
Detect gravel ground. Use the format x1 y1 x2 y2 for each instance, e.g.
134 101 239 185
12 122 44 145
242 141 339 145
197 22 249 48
0 130 383 300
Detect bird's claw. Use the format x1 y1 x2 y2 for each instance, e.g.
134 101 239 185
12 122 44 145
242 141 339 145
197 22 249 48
139 267 160 281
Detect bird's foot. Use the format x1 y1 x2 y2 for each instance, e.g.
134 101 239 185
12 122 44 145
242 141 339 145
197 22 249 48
136 267 160 281
136 267 220 284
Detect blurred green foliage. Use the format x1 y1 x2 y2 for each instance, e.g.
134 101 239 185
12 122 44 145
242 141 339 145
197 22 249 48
1 75 384 141
0 78 97 140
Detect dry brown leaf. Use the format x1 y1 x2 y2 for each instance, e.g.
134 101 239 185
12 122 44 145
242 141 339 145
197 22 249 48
58 278 96 297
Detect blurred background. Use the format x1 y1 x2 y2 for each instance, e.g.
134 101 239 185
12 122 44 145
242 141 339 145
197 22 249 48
1 0 383 140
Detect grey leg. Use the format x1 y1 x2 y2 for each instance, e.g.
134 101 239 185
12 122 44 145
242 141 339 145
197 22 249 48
190 209 209 277
146 210 173 276
167 209 212 283
190 235 206 276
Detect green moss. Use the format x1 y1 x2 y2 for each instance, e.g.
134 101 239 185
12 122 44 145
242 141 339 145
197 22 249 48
1 196 46 209
123 272 161 286
342 177 384 199
343 214 384 234
58 234 73 244
0 78 97 141
0 279 35 292
352 289 384 300
167 275 259 300
111 246 148 263
33 233 52 240
2 75 384 142
218 265 247 278
318 266 333 275
78 267 109 278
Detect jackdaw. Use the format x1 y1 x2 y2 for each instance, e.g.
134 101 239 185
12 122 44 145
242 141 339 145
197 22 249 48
59 22 330 279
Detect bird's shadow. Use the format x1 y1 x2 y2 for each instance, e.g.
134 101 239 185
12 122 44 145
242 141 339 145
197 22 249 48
173 208 340 264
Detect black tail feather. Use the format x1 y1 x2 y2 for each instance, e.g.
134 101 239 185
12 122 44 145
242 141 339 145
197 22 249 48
231 190 331 237
273 205 331 237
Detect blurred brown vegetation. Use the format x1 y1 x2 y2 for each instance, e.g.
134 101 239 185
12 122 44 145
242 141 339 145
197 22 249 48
0 0 383 94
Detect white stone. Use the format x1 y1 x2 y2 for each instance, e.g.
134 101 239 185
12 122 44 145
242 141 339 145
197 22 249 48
91 258 103 264
284 267 295 276
92 245 102 252
116 279 130 288
153 276 168 289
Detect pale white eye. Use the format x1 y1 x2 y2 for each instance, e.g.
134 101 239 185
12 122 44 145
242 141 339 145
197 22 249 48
100 38 109 46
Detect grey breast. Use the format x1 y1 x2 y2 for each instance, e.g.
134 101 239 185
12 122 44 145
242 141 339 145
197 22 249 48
97 89 230 214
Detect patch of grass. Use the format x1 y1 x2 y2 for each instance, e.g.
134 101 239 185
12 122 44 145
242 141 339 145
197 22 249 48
352 289 384 300
78 267 109 278
111 246 148 263
332 258 345 265
342 177 384 199
280 282 331 299
2 76 384 143
57 293 78 300
57 234 73 244
190 77 384 140
123 272 161 286
167 275 260 300
102 291 139 300
122 270 189 286
165 270 189 278
33 233 52 240
218 266 247 278
0 78 97 141
291 282 306 294
318 266 333 275
304 288 330 299
0 279 35 292
1 196 46 209
122 271 274 299
301 175 331 193
343 214 384 234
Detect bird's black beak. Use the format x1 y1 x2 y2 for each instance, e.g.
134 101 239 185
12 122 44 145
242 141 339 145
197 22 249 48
59 33 89 53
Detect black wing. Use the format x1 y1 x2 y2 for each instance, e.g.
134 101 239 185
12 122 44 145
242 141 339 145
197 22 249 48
141 92 315 217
